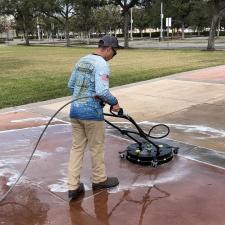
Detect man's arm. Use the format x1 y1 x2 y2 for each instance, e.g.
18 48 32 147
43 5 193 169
68 66 77 94
95 70 118 106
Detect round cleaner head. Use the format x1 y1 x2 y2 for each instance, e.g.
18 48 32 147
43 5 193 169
123 141 178 167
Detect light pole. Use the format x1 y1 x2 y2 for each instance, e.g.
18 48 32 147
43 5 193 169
160 1 163 41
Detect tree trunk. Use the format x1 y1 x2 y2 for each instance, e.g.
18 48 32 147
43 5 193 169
22 15 29 46
181 23 185 39
24 31 29 45
65 18 70 47
207 14 219 51
124 10 129 48
86 31 90 45
16 29 19 38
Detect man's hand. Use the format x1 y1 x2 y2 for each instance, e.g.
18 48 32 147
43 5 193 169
111 103 121 112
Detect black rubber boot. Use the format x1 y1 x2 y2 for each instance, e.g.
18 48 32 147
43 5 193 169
92 177 119 190
68 183 85 199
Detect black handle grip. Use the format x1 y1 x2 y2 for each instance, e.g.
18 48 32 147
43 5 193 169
118 108 124 116
110 106 124 116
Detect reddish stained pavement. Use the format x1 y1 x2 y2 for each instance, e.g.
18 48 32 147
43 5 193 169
0 110 65 131
173 65 225 84
0 111 225 225
1 66 225 225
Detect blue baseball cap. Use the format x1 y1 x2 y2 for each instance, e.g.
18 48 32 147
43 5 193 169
98 35 122 48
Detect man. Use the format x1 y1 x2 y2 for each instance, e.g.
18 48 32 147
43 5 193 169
67 35 122 199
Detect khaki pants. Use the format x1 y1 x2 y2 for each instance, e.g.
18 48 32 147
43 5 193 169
68 119 107 190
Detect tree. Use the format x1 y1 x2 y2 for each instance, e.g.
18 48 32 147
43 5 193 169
0 0 38 45
36 0 78 47
165 0 192 39
92 4 122 35
187 0 209 36
37 0 104 46
145 0 161 29
0 16 8 33
207 0 225 50
133 7 151 38
71 0 105 43
37 15 59 40
71 3 94 42
110 0 152 48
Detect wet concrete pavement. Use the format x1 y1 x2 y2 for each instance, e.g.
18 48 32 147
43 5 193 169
0 66 225 225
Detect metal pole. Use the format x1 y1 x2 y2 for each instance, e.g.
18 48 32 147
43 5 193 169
160 2 163 41
131 7 133 40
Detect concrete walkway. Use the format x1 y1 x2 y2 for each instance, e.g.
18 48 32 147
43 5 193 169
1 65 225 225
4 37 225 50
2 65 225 152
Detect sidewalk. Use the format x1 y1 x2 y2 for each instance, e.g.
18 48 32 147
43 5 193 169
1 66 225 225
4 37 225 50
2 65 225 152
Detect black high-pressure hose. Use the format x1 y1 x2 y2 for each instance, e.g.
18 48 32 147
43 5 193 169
0 96 92 203
0 97 170 203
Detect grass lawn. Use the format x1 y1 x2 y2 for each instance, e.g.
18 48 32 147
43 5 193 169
0 45 225 109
